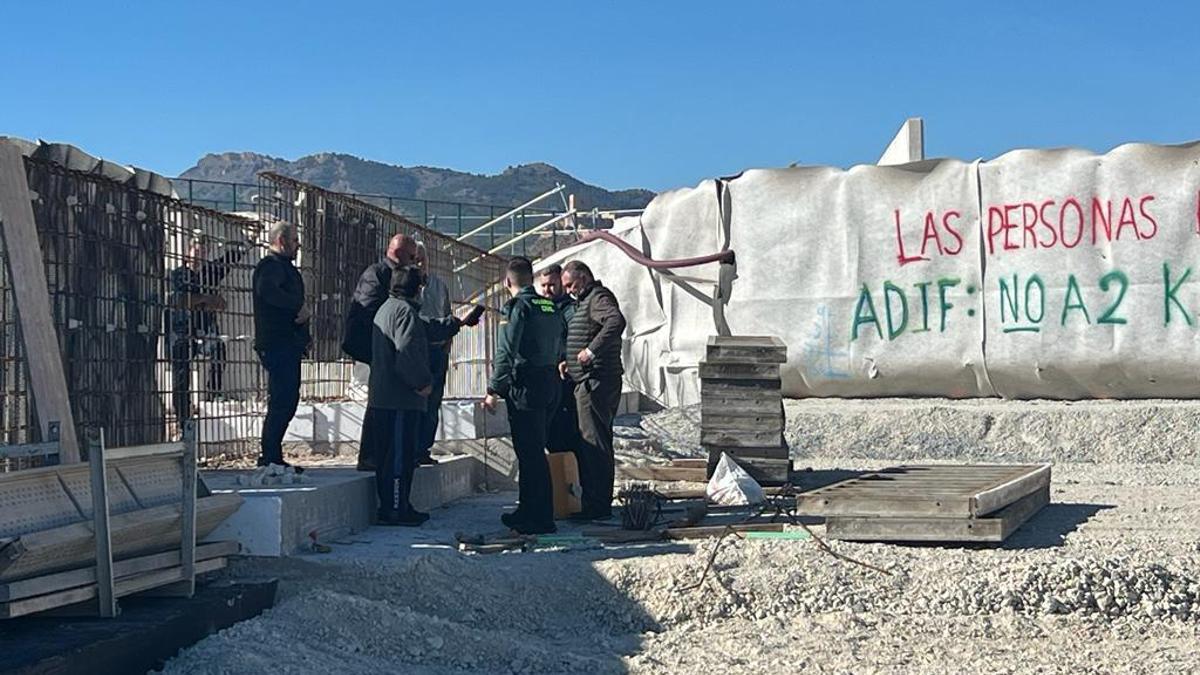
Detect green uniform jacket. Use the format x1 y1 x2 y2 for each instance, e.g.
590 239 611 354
489 286 564 409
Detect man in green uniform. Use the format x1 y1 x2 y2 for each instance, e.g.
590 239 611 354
483 257 564 534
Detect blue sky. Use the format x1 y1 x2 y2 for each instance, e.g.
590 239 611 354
2 2 1198 193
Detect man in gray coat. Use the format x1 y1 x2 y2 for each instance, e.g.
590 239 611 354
369 265 437 526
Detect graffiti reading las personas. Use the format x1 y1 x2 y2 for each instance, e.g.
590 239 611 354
853 190 1200 340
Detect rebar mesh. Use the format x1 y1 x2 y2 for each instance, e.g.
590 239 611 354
0 158 508 467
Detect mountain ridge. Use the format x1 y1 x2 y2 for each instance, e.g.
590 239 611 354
177 151 655 211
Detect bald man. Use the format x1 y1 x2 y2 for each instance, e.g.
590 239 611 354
346 233 417 471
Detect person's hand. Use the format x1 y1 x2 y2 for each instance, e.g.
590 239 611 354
482 394 498 412
558 361 569 380
577 348 594 366
417 385 433 397
295 303 312 324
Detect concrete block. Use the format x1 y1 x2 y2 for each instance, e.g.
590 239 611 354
202 458 482 556
440 437 519 491
203 468 372 556
438 398 510 439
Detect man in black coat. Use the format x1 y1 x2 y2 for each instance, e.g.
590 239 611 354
252 221 310 469
559 261 626 521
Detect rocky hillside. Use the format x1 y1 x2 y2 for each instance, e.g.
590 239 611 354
177 152 654 211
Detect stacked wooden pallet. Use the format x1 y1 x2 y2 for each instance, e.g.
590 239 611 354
796 463 1051 543
700 336 790 485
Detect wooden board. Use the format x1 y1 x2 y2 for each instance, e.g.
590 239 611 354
824 485 1050 543
705 335 787 364
0 541 238 602
0 143 80 462
796 464 1051 519
700 427 784 448
698 361 781 381
0 556 227 619
618 465 707 483
0 493 242 582
663 522 784 539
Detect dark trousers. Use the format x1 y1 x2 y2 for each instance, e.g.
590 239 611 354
170 336 227 422
508 402 555 526
546 379 578 452
574 377 622 514
357 405 390 472
374 409 421 514
417 347 449 462
257 343 303 465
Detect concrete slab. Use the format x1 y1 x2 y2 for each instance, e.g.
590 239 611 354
202 457 480 556
284 399 511 444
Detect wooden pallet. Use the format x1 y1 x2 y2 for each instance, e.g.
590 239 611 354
700 335 789 485
798 464 1052 542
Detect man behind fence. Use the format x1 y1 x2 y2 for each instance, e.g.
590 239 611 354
560 260 626 521
169 233 249 423
252 221 310 470
415 241 452 466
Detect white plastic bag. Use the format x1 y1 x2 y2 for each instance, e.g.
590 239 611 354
705 453 765 506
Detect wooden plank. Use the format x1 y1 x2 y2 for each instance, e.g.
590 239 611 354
177 422 198 598
618 465 707 483
700 428 783 448
704 445 790 460
698 361 781 381
701 378 782 393
825 486 1050 543
700 413 784 433
0 557 227 619
0 142 80 462
669 459 708 469
728 456 790 485
87 431 116 618
705 336 788 364
664 523 784 539
0 541 238 602
0 493 242 582
971 463 1051 517
104 443 184 462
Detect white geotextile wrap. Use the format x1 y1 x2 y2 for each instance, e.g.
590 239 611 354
545 141 1200 405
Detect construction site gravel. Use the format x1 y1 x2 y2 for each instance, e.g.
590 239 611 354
161 400 1200 674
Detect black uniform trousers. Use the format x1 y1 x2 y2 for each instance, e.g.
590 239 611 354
507 370 560 527
373 408 422 515
574 376 622 515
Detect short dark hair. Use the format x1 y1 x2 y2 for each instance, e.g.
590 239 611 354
563 260 593 279
539 263 562 277
506 257 534 286
390 265 424 298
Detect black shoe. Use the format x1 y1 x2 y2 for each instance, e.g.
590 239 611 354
255 457 305 474
500 511 525 529
356 460 376 472
512 520 557 535
417 457 438 467
378 509 425 527
407 509 430 523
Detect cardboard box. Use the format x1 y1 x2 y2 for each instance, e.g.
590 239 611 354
547 451 582 519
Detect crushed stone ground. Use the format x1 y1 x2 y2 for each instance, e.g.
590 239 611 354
162 399 1200 674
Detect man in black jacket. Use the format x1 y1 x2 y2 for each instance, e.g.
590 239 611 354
559 261 626 521
169 234 248 422
252 221 310 469
484 257 564 534
346 233 416 471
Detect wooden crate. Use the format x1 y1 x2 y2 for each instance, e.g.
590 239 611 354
824 486 1049 543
